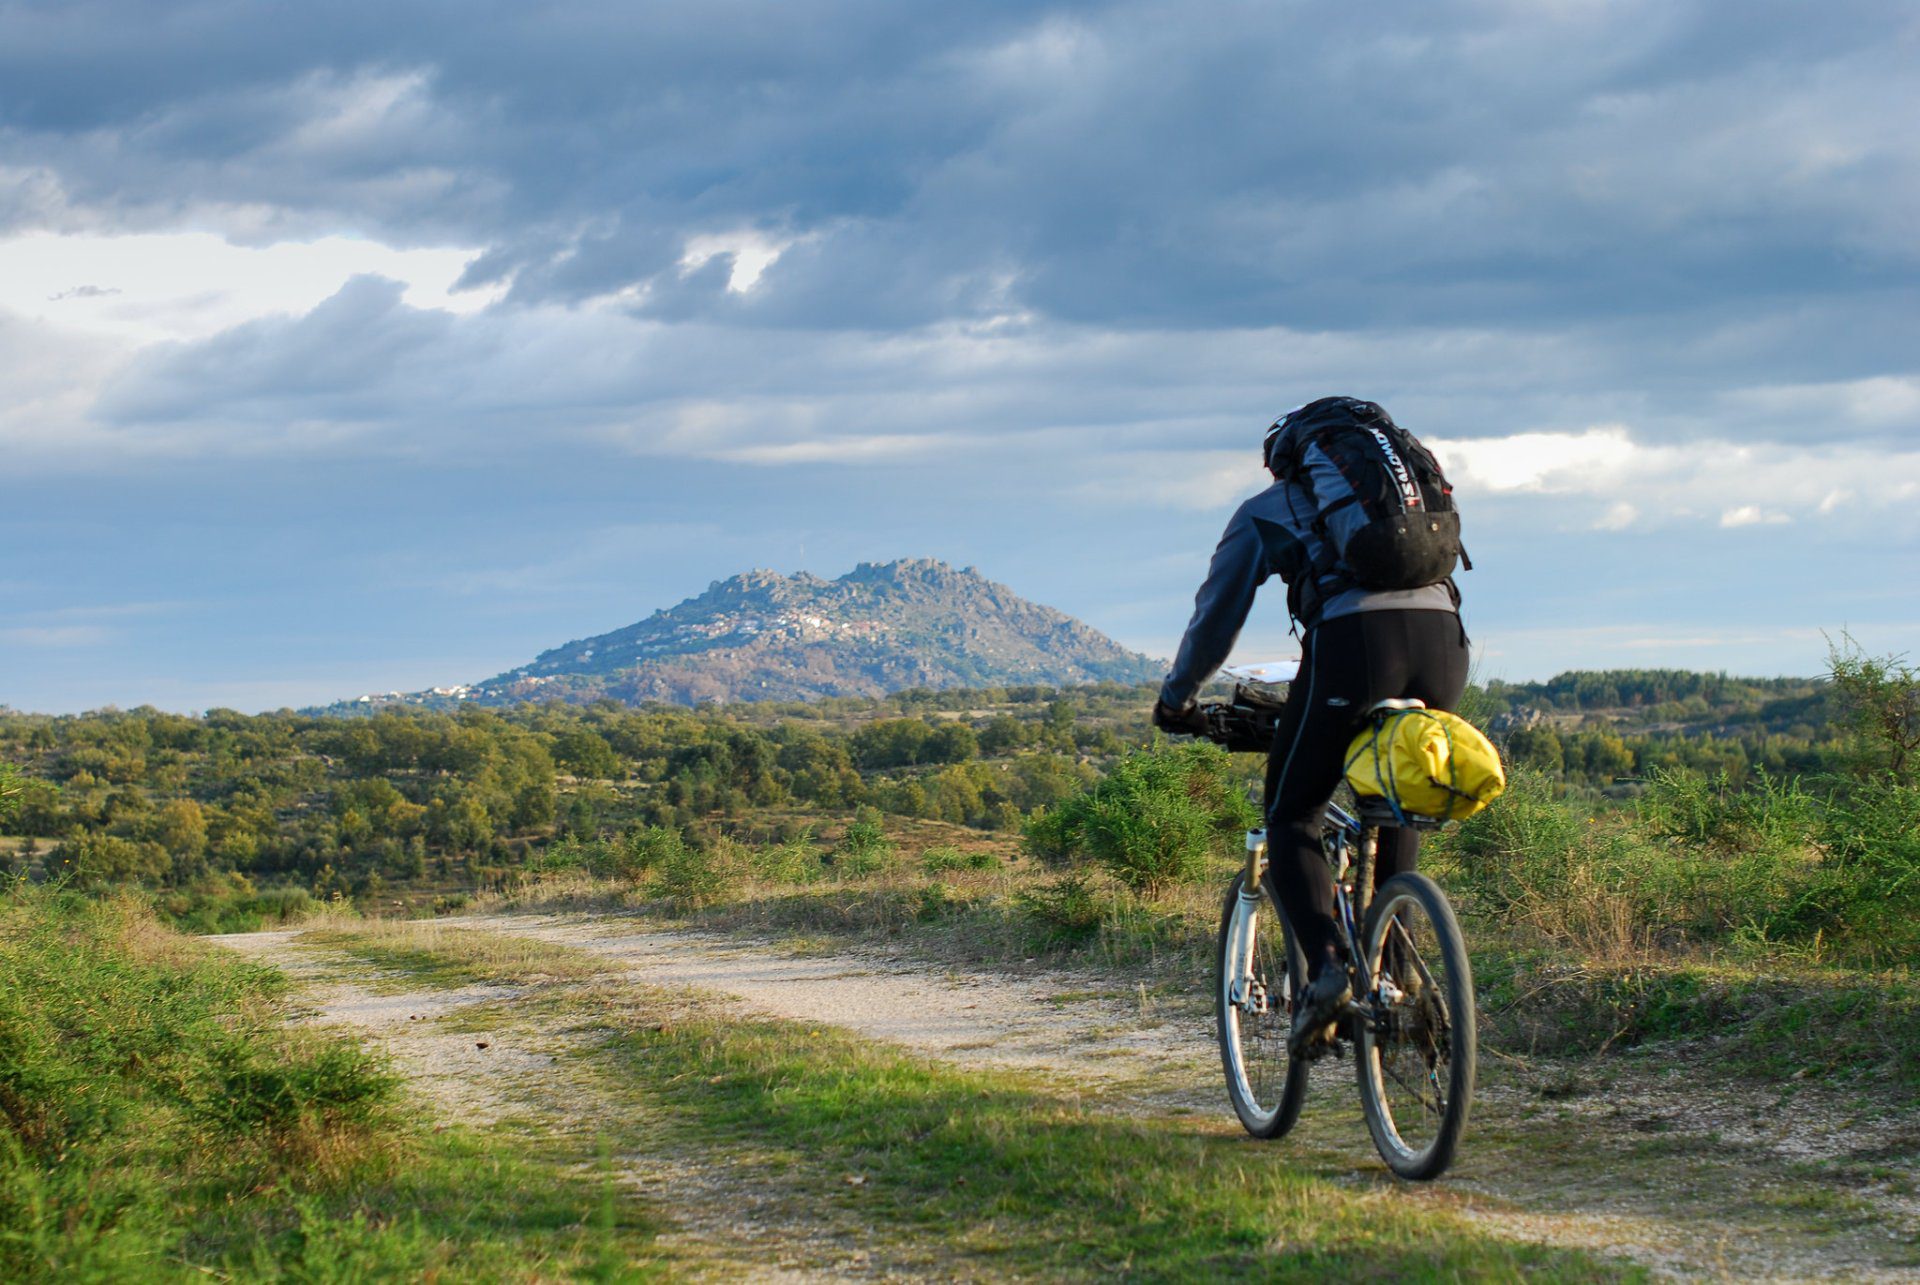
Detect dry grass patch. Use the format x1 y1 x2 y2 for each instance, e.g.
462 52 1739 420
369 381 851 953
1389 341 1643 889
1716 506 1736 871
306 919 615 987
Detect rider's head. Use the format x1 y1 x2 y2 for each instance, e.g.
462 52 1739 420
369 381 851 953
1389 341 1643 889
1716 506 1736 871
1263 405 1303 477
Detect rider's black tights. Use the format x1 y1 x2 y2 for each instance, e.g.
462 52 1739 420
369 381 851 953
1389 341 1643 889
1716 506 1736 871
1262 609 1470 974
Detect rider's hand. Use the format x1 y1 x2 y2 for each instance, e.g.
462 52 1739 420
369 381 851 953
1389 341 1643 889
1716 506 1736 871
1152 698 1208 736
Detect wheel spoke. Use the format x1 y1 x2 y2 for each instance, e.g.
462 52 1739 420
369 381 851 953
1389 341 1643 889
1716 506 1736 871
1388 915 1440 996
1355 875 1476 1180
1217 872 1308 1139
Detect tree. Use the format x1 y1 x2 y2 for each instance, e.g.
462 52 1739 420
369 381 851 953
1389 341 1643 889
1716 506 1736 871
978 715 1029 757
57 831 172 888
1025 742 1257 896
152 798 209 861
850 719 933 769
1503 726 1564 775
924 721 978 764
1827 636 1920 784
553 730 623 780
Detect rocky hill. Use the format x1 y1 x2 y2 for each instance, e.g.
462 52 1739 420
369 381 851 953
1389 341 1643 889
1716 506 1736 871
347 560 1163 709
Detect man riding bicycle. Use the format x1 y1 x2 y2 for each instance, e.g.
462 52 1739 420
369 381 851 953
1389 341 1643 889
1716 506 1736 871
1153 397 1469 1051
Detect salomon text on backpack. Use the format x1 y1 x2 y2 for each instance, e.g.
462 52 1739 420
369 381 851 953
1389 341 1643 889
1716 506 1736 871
1262 396 1470 620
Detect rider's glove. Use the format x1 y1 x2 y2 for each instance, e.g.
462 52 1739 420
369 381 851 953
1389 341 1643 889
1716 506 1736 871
1152 698 1208 736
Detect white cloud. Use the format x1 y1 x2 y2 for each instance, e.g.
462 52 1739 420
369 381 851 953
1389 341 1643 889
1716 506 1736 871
0 230 500 347
1434 426 1920 532
679 231 796 294
1594 501 1638 530
715 434 943 465
1428 427 1640 493
1720 505 1791 528
279 71 442 162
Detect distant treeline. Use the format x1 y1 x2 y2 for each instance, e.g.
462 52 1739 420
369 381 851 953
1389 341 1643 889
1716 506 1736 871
1476 669 1838 793
1485 668 1821 713
0 684 1154 919
0 669 1855 922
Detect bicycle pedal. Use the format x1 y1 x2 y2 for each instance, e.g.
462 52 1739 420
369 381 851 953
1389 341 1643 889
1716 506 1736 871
1294 1022 1342 1060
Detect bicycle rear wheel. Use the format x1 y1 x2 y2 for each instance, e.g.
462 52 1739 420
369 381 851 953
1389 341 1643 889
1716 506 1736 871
1354 872 1475 1179
1216 869 1309 1138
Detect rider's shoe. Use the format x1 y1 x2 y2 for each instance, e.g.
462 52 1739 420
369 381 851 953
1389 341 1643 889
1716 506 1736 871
1288 966 1352 1058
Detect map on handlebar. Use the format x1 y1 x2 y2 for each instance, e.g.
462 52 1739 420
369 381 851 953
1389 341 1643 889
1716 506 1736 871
1220 660 1299 686
1198 658 1299 753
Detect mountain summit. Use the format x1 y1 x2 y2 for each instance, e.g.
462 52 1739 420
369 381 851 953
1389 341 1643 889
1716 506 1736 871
467 559 1162 705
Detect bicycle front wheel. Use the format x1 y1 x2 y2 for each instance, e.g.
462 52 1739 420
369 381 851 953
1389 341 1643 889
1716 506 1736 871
1354 872 1476 1180
1216 869 1309 1139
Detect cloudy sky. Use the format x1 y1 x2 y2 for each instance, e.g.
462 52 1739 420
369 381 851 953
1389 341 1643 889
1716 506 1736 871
3 0 1916 713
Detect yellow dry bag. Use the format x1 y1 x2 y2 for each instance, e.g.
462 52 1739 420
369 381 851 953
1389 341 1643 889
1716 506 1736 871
1343 706 1506 821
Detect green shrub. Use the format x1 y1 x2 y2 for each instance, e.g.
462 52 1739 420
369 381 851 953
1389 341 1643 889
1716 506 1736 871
1633 768 1821 939
1638 768 1819 860
1016 871 1110 946
914 882 966 922
922 845 1001 874
0 890 399 1183
1436 768 1633 949
619 826 687 878
834 817 896 879
1024 742 1255 897
0 884 659 1277
1802 779 1920 964
199 1038 396 1144
1826 637 1920 784
150 878 320 934
529 834 595 873
1445 758 1920 967
754 829 827 885
654 833 746 908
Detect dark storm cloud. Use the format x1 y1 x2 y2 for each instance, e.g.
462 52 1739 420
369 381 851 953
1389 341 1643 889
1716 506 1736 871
5 0 1914 332
4 0 1919 709
90 279 1915 466
94 275 456 427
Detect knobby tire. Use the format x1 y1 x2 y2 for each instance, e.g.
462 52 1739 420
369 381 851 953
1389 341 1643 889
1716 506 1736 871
1216 869 1310 1139
1354 871 1476 1179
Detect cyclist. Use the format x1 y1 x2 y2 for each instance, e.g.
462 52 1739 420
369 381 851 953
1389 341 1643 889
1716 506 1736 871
1153 398 1469 1050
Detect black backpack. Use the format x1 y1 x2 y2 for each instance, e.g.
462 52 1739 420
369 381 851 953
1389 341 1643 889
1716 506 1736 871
1261 396 1469 621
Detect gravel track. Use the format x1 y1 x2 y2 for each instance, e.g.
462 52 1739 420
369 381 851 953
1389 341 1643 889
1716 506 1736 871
212 914 1920 1282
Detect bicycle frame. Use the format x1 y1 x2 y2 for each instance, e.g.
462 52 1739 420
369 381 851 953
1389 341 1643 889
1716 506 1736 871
1215 706 1478 1175
1244 801 1383 1019
1324 801 1379 1005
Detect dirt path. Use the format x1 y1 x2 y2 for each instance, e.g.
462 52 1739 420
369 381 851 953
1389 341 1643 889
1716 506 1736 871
434 912 1214 1102
215 929 540 1126
211 928 905 1280
213 915 1920 1282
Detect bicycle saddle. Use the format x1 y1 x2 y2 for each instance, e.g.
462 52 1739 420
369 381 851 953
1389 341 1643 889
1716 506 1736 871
1365 697 1427 717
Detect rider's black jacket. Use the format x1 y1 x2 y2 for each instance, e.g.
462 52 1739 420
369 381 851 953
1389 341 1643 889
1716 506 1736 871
1159 480 1455 710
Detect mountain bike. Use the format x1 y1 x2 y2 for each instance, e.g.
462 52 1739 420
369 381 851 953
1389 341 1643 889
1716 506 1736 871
1200 677 1476 1181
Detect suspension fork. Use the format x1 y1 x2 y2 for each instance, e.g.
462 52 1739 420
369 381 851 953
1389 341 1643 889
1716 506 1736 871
1230 830 1268 1010
1243 828 1268 899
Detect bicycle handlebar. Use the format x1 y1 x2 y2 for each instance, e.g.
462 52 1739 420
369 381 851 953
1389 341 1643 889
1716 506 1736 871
1193 683 1289 753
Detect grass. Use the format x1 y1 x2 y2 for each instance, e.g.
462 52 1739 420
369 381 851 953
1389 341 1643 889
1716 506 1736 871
596 1006 1619 1279
464 847 1920 1093
0 885 663 1281
300 921 1634 1281
304 918 613 988
1472 948 1920 1085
